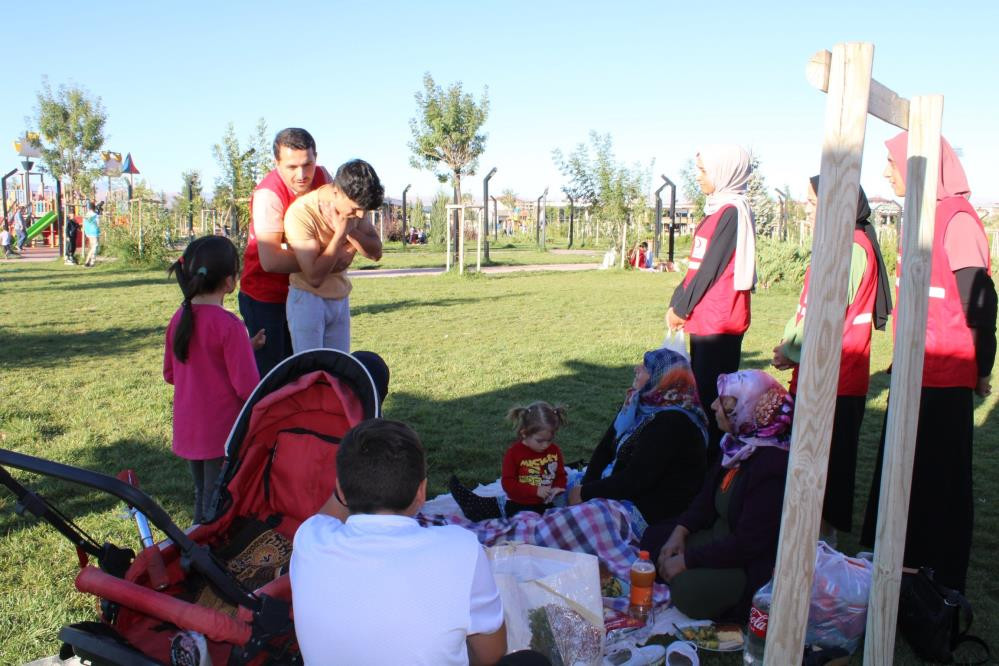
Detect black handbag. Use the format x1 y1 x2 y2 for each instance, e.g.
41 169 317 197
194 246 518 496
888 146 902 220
898 567 990 664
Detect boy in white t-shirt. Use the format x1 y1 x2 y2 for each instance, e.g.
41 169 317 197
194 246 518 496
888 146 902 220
290 419 508 665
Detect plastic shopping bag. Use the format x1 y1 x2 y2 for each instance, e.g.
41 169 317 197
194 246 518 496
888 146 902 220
487 543 604 665
661 328 689 359
806 542 873 653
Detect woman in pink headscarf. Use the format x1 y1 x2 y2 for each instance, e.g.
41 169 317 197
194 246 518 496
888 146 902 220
640 370 793 621
666 146 756 465
861 133 997 593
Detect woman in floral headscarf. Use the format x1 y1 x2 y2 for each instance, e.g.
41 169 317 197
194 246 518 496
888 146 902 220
565 348 709 525
640 369 794 621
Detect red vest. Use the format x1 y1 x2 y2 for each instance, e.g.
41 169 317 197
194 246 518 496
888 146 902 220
682 206 751 335
896 196 990 389
240 168 330 303
790 229 879 396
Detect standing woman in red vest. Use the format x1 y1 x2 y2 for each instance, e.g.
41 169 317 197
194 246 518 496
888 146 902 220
772 176 892 546
666 145 756 463
861 134 997 593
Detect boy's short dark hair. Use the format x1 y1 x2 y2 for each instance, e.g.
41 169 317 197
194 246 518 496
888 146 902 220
336 419 425 514
333 159 384 211
273 127 317 159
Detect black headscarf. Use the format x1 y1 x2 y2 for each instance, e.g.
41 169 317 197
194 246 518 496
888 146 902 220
810 176 893 330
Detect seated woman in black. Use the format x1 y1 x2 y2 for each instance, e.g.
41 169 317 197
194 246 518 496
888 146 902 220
640 369 793 621
565 348 708 525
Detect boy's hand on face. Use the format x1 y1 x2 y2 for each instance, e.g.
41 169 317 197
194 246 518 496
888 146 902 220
319 200 360 238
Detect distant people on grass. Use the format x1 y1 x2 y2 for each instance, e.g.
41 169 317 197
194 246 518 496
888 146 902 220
450 401 569 520
164 236 265 524
82 202 100 267
13 206 27 253
629 241 648 269
567 348 709 525
64 214 80 265
771 176 892 547
283 159 384 353
666 145 756 464
861 133 998 593
239 128 331 376
641 370 793 621
1 224 13 258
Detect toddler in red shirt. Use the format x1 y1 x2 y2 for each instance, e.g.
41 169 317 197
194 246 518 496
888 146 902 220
451 401 568 520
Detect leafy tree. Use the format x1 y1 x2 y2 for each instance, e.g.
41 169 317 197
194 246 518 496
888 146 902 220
212 119 271 236
680 159 706 220
747 154 776 235
429 191 451 247
30 79 107 199
409 198 426 231
409 73 489 255
176 170 205 236
552 132 648 242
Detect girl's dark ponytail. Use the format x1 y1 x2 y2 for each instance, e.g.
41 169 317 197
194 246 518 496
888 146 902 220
168 236 240 363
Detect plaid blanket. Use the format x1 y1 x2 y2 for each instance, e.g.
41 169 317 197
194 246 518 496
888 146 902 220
419 498 668 610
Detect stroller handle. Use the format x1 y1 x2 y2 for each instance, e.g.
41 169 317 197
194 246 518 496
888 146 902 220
0 448 260 611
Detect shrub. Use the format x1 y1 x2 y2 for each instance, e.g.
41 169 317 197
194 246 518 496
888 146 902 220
755 236 810 290
103 207 177 267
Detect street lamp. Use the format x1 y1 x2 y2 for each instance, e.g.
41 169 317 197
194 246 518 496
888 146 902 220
402 184 412 246
656 175 678 264
536 187 548 247
564 190 575 248
482 167 496 262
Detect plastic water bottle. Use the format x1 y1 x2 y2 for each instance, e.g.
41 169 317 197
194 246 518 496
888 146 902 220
629 550 656 624
744 579 773 664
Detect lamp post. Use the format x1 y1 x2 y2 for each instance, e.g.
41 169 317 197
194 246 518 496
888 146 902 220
659 175 678 264
402 184 411 246
482 167 496 262
536 187 548 248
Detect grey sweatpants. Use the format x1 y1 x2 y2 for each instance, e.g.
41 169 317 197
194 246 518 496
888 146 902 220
286 286 350 353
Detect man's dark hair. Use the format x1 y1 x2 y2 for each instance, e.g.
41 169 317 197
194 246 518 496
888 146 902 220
333 159 384 211
272 128 317 159
336 419 425 514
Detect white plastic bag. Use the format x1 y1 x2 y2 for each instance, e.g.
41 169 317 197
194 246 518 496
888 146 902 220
487 543 604 665
660 328 689 359
806 542 873 653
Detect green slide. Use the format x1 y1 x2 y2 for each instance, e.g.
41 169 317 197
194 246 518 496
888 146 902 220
25 211 58 241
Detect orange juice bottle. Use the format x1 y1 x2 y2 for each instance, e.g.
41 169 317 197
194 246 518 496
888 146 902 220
629 550 656 623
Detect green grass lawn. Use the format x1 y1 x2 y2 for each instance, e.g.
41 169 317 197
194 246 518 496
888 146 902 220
0 256 996 664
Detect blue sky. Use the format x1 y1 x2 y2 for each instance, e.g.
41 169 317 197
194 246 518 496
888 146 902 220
4 1 997 205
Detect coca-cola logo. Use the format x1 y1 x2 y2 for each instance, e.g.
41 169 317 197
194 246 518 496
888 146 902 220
749 606 769 638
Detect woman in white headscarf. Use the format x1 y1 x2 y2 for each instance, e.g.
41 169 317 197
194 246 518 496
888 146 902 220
666 145 755 464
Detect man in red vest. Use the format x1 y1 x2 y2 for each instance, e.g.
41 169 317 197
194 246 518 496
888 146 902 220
239 128 331 376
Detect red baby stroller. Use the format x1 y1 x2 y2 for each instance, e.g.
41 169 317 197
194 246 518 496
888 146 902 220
0 349 381 665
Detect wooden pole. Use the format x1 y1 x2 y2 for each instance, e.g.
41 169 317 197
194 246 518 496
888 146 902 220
458 207 466 276
863 94 943 665
765 42 874 664
476 206 483 273
446 206 453 272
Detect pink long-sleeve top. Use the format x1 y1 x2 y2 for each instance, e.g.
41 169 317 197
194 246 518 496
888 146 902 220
163 304 260 460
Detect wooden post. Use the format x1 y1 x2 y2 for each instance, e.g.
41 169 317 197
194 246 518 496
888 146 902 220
765 42 874 663
446 205 453 272
476 206 483 272
459 207 465 276
863 94 943 665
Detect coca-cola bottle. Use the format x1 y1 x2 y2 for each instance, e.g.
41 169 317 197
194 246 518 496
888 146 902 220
744 578 773 664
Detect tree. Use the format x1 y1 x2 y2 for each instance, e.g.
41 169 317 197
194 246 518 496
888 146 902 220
31 79 107 199
680 159 706 220
747 154 776 235
552 132 648 242
409 73 489 257
429 191 451 247
212 119 271 236
410 197 426 231
176 170 205 237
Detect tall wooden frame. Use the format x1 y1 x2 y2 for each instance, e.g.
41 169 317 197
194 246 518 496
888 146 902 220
765 42 943 663
445 204 485 274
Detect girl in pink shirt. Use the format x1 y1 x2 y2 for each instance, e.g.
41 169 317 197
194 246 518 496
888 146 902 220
164 236 265 523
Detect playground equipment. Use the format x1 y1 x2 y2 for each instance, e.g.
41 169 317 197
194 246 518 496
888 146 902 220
763 43 944 663
444 204 484 274
25 210 57 241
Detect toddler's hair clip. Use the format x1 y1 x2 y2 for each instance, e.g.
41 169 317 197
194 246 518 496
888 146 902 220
197 266 207 276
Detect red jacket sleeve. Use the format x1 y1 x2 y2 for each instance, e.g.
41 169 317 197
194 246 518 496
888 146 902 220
502 445 542 504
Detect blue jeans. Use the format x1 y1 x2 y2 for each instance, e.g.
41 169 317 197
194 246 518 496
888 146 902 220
238 291 293 377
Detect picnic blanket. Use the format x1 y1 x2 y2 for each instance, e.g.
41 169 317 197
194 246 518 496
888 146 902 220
418 498 668 611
